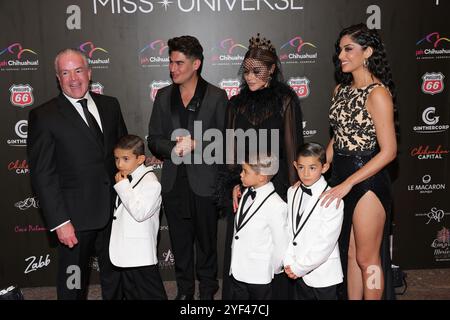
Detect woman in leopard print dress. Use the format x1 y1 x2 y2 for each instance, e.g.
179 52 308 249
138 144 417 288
321 24 397 300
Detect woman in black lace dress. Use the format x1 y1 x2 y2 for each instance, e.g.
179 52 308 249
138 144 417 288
219 34 303 299
321 24 397 300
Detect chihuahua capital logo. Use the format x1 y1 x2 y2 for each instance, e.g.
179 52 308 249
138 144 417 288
279 36 317 64
0 43 39 71
416 32 450 60
210 38 247 66
79 41 110 68
139 40 169 68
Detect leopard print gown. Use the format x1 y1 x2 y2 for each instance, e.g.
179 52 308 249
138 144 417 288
329 83 395 300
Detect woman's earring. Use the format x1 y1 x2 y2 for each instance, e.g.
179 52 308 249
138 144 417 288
363 59 369 68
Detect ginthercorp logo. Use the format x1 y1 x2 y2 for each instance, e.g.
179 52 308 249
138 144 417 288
219 79 240 99
159 249 175 269
302 121 317 138
431 227 450 262
416 32 450 60
90 82 104 94
79 41 110 68
139 40 169 67
0 43 39 71
407 174 446 194
413 107 449 134
150 80 171 101
415 207 450 224
288 77 310 98
8 159 29 175
421 72 444 95
7 120 27 147
410 144 449 160
210 38 247 66
279 36 317 64
10 84 34 108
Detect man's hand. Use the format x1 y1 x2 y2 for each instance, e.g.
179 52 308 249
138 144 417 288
232 184 242 213
55 222 78 248
174 135 196 156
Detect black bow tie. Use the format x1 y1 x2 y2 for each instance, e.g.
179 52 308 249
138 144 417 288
246 188 256 200
127 175 133 183
300 184 312 196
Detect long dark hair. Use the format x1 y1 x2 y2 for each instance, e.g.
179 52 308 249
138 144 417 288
333 23 396 101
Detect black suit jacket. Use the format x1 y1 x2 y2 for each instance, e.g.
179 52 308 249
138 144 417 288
148 82 228 196
27 92 128 231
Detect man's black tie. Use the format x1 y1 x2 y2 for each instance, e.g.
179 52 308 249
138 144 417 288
238 188 256 227
77 99 103 144
300 184 312 196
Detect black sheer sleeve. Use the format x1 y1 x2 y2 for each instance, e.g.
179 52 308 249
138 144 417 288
282 91 303 186
214 97 242 210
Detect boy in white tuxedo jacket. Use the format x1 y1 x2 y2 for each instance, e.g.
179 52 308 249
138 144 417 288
284 143 344 300
230 155 289 300
109 135 167 300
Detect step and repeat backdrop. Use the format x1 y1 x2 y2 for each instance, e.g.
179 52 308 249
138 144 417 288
0 0 449 287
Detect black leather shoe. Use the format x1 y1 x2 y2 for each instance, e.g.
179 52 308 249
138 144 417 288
174 293 194 300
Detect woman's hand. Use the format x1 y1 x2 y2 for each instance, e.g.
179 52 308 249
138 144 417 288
320 180 353 208
232 184 242 213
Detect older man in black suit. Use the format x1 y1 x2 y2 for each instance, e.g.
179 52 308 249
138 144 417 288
148 36 227 300
27 48 127 299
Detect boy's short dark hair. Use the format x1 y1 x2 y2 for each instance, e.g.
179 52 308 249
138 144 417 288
168 35 204 74
115 134 145 156
296 142 326 165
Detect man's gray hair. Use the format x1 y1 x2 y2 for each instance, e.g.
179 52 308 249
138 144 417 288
54 48 89 74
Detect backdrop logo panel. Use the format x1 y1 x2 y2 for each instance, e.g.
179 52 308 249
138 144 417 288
92 0 304 14
410 144 449 160
421 72 445 95
15 196 40 211
158 249 175 269
150 80 171 101
431 227 450 262
145 155 163 170
7 120 27 147
413 107 449 134
407 174 446 194
219 79 240 99
15 224 46 233
288 77 310 98
416 32 450 60
90 82 104 94
23 254 51 274
279 36 317 64
9 84 34 108
79 41 110 69
139 40 169 68
415 207 450 225
8 159 29 175
210 38 247 66
0 43 39 71
302 121 317 138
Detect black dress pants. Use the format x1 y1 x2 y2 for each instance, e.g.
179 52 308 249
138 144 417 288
162 171 219 298
56 223 122 300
